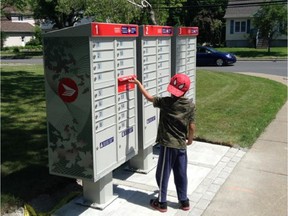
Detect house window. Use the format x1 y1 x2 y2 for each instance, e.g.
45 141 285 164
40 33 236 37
235 21 247 33
18 16 23 21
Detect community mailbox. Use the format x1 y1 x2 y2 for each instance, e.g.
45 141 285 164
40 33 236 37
172 27 199 102
130 25 173 172
43 23 139 205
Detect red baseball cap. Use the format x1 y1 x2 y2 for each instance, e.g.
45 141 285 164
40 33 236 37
167 73 191 97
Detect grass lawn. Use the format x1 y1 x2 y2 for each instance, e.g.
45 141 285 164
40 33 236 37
217 47 287 59
1 64 287 213
196 70 287 147
1 65 76 214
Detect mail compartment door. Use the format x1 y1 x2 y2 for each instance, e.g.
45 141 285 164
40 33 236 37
94 125 117 177
144 103 157 149
118 116 137 163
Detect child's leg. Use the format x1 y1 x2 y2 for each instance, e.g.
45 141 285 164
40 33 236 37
155 145 173 203
173 149 188 201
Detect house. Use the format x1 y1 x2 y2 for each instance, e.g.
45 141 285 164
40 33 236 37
224 0 287 47
1 7 35 47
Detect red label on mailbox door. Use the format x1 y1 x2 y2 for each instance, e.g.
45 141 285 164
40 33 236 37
143 25 173 36
178 27 199 36
118 75 136 93
91 23 138 37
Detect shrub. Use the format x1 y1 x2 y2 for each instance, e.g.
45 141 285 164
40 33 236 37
13 47 20 53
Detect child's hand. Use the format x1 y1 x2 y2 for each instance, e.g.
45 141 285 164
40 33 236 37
128 76 140 85
186 139 193 146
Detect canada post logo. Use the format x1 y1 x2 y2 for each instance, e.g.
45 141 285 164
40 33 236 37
121 26 137 34
58 78 78 103
162 28 172 34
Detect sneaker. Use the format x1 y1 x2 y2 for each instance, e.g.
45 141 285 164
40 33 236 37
150 198 167 212
179 199 190 211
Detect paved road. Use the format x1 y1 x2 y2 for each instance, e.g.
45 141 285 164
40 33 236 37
1 58 44 65
198 60 287 77
2 58 287 78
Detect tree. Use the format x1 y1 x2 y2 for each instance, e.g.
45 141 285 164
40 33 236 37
1 31 8 49
30 0 87 29
1 0 27 12
183 0 228 45
253 2 287 52
85 0 141 24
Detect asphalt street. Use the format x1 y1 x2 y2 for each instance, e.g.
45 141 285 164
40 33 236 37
1 58 287 77
198 60 287 77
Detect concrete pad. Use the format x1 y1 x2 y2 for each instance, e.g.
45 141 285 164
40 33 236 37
187 142 230 167
114 157 211 195
202 165 287 216
53 142 240 216
53 185 180 216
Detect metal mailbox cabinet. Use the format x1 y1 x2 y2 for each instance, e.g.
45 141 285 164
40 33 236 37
130 25 173 172
43 22 138 187
172 27 199 102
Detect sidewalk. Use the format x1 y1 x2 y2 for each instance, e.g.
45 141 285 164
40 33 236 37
202 101 287 216
53 81 287 216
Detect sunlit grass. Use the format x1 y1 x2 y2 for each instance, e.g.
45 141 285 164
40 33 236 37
196 70 287 148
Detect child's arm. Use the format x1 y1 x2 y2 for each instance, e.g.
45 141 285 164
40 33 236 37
187 123 195 145
130 78 154 102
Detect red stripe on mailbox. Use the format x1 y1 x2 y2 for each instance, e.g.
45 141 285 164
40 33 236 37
143 25 173 36
91 23 138 37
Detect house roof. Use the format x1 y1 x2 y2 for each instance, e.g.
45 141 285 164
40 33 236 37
2 6 33 16
224 0 262 19
1 20 34 33
224 0 287 19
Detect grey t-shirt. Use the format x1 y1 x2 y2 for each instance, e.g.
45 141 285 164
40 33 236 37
153 96 195 149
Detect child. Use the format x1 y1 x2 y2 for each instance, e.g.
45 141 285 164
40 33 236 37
130 73 196 212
